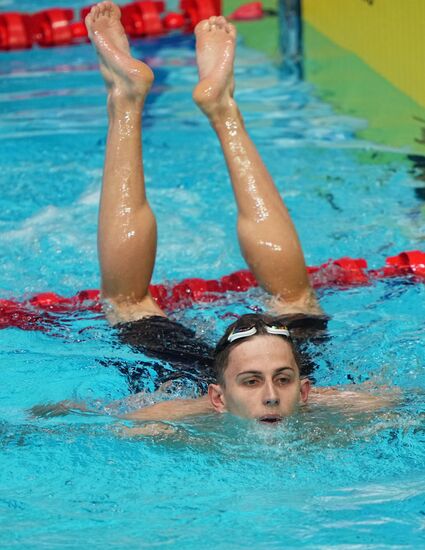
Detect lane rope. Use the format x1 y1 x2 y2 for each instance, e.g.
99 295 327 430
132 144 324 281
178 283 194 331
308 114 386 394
1 250 424 331
0 1 222 50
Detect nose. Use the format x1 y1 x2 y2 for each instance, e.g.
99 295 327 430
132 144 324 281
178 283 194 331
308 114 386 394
264 397 279 407
263 381 280 407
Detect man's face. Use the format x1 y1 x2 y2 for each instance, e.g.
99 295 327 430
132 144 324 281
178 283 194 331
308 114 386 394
208 335 310 423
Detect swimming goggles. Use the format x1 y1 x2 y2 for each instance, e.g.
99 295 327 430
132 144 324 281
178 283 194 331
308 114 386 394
227 323 291 343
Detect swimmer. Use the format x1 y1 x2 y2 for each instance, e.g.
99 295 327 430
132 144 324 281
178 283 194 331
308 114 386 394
31 2 395 428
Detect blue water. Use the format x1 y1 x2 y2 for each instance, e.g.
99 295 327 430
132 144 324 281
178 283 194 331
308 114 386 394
1 4 425 548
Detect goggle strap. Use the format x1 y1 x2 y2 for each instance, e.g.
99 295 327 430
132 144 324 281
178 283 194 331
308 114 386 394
227 325 291 343
227 326 257 343
265 326 290 338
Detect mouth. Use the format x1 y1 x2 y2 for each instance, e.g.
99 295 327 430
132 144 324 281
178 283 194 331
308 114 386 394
258 415 282 424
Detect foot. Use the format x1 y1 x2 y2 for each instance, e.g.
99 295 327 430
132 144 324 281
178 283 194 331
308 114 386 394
85 1 153 102
193 16 237 118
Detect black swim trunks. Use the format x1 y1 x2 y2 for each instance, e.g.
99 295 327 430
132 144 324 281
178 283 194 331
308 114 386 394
115 316 215 394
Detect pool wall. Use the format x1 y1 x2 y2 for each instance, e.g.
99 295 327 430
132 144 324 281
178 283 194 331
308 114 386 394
302 0 425 154
226 0 425 154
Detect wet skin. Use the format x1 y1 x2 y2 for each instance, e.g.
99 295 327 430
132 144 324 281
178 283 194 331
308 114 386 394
208 335 311 422
30 330 395 429
28 4 395 433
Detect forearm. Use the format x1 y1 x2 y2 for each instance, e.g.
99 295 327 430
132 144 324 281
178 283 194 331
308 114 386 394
122 395 213 422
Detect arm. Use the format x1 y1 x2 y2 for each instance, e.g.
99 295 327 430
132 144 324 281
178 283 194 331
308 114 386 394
29 395 213 422
122 395 213 421
309 385 400 413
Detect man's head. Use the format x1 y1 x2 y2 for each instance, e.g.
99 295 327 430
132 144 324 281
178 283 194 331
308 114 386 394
208 313 310 423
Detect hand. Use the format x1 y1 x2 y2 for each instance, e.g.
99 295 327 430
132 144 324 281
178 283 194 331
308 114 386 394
29 400 86 418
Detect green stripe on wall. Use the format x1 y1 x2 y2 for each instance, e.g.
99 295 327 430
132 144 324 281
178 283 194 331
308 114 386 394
304 22 425 155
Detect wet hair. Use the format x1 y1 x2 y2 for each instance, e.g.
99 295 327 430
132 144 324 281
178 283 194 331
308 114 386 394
213 313 303 386
213 312 329 385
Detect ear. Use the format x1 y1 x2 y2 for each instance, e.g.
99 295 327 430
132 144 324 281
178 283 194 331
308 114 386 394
299 378 311 404
208 383 227 413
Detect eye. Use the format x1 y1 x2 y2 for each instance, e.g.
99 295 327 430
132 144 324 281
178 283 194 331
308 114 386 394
276 377 290 385
243 378 260 387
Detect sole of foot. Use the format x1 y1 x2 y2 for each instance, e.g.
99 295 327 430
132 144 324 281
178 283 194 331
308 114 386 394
193 16 237 117
85 1 154 101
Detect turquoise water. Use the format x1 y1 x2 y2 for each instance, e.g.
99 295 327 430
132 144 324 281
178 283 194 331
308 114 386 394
1 5 425 548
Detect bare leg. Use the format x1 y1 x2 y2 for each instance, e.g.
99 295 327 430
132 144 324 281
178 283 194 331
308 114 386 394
193 17 320 314
86 2 165 323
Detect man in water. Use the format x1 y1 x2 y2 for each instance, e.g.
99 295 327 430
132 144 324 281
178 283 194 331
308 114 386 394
32 2 392 427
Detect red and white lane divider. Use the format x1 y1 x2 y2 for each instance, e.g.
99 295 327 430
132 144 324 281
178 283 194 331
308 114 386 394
0 1 221 50
0 250 424 331
0 1 275 51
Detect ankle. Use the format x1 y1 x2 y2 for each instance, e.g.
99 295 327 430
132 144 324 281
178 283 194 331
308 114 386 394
107 90 145 116
207 100 243 129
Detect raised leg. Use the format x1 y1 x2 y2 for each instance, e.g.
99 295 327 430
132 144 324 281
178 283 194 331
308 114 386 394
193 17 321 314
86 2 165 323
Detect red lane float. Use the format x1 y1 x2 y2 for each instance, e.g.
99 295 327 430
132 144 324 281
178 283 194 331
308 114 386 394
31 9 87 47
228 2 264 21
0 0 222 50
0 12 33 50
1 251 424 332
120 1 166 37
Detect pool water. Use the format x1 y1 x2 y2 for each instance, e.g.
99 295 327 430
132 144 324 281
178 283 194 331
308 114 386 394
1 6 425 549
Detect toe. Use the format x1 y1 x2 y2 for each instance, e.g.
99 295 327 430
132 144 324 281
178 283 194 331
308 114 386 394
227 23 237 39
209 16 217 28
105 1 116 13
111 3 121 18
195 20 210 35
216 16 227 29
90 6 98 21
